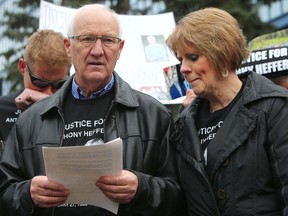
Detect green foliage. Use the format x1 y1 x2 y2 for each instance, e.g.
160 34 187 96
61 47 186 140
0 0 279 94
1 0 53 93
5 61 22 91
165 0 277 41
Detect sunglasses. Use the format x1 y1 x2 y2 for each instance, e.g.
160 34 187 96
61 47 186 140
26 64 67 89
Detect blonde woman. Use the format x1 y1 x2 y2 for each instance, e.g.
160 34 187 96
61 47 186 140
167 7 288 215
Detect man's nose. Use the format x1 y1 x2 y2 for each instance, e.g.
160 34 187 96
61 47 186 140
90 39 104 55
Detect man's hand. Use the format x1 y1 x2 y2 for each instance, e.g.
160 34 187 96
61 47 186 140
15 89 49 111
96 170 138 204
30 176 70 208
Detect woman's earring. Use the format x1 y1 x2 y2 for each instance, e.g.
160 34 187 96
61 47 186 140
222 69 228 78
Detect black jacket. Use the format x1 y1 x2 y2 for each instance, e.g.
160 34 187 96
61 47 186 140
0 91 22 141
171 71 288 216
0 72 185 216
0 90 22 159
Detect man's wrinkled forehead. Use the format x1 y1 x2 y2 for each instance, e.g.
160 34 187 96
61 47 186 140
73 5 120 35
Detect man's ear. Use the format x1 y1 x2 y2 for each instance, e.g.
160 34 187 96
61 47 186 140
117 40 125 60
18 58 26 77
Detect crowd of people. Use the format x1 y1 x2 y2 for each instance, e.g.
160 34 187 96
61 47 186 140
0 3 288 216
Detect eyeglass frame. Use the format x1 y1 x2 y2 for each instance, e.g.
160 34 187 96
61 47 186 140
68 35 122 47
26 63 67 89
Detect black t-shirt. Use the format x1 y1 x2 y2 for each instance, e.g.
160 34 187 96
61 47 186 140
55 88 117 216
62 88 115 147
196 83 244 164
0 91 22 142
196 99 230 164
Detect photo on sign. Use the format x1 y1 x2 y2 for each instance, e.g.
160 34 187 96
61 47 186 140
141 35 170 63
163 65 190 100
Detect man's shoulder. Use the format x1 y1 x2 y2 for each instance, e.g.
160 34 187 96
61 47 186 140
0 92 19 112
0 92 20 141
0 92 19 102
132 89 172 115
133 89 163 104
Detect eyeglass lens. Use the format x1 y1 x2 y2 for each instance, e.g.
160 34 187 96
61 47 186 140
71 35 121 47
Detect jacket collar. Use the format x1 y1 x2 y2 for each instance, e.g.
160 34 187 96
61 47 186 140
240 71 288 105
113 72 139 107
40 71 139 116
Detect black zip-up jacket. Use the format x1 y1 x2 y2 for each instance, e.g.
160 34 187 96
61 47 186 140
0 72 185 216
0 90 22 142
171 71 288 216
0 90 23 158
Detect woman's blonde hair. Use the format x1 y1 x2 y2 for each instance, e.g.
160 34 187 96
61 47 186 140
166 7 250 72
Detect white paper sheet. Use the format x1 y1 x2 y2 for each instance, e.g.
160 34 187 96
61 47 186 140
42 138 123 214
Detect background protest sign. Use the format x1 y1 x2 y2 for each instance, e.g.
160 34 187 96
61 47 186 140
237 29 288 77
39 0 179 101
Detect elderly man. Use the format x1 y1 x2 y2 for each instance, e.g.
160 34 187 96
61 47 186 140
0 4 185 216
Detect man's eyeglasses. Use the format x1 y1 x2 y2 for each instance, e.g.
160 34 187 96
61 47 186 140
26 64 67 89
68 35 122 47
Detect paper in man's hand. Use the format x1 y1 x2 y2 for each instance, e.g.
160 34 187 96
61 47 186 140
43 137 123 214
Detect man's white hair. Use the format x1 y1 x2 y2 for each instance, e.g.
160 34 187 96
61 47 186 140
66 4 122 37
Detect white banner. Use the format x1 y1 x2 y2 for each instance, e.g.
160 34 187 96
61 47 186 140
39 1 179 101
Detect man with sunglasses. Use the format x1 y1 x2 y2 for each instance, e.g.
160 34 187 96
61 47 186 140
0 3 185 216
0 29 71 155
